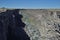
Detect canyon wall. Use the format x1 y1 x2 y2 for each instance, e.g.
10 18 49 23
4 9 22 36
0 9 60 40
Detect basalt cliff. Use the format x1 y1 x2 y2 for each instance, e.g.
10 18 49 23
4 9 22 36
0 9 60 40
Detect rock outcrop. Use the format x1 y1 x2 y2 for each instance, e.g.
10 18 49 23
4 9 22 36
0 9 30 40
0 9 60 40
20 9 60 40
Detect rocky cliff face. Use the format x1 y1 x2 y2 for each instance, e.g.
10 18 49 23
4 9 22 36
0 9 60 40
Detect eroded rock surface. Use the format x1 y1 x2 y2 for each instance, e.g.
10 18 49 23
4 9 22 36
0 9 60 40
20 9 60 40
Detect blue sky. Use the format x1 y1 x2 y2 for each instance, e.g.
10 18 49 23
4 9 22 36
0 0 60 9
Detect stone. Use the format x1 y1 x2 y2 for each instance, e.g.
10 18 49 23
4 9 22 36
0 9 60 40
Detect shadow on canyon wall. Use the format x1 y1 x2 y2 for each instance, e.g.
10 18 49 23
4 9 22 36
0 9 30 40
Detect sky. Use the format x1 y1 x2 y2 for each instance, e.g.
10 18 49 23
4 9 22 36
0 0 60 9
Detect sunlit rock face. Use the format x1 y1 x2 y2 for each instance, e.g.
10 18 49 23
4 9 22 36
0 9 60 40
20 9 60 40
